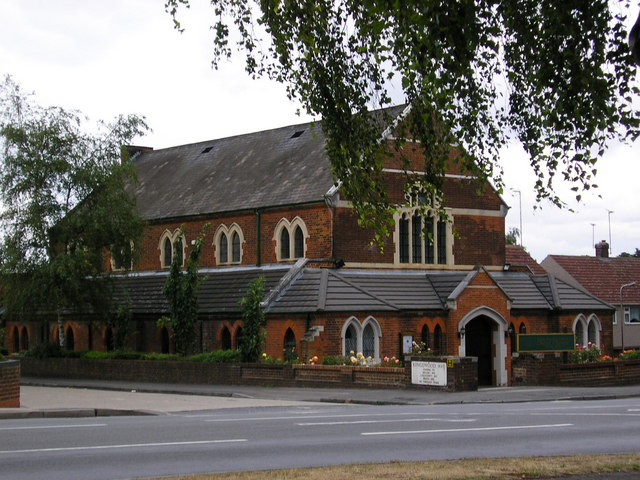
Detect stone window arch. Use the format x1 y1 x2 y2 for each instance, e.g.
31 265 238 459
587 314 601 346
393 189 453 267
214 224 245 265
274 217 309 261
341 316 381 361
159 229 186 268
573 315 588 347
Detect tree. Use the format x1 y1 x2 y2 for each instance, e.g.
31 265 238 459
0 75 148 347
238 276 266 362
618 248 640 258
505 227 520 246
165 1 639 241
159 224 210 356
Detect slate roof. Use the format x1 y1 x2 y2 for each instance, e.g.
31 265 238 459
109 266 612 315
131 123 332 221
129 105 407 221
541 255 640 304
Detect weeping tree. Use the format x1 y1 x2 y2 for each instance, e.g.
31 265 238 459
165 0 640 241
0 75 147 347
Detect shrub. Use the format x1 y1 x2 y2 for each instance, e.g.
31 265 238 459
188 350 241 363
23 342 63 359
322 355 349 366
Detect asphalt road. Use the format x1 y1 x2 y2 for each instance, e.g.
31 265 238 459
2 398 640 480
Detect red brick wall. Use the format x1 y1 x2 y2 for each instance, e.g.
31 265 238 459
131 204 333 272
0 360 20 408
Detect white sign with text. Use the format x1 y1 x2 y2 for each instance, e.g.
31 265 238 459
411 361 447 386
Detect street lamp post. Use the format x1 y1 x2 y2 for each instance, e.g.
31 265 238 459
512 189 522 247
607 210 614 256
620 282 637 352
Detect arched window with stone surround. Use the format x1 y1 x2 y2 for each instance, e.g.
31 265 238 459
214 224 245 265
160 229 186 268
274 217 309 262
341 317 381 361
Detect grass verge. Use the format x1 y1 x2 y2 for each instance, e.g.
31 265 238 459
138 453 640 480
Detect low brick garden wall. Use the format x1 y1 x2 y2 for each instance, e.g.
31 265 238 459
512 353 640 386
20 356 478 391
0 360 20 408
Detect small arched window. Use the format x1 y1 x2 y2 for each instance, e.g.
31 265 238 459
421 324 430 350
344 324 357 356
221 326 232 350
163 237 172 267
174 238 184 266
434 324 443 354
284 328 297 361
294 226 304 258
280 228 290 260
20 326 29 351
160 327 170 354
232 232 241 263
105 327 114 352
65 326 75 351
362 324 375 358
219 232 228 263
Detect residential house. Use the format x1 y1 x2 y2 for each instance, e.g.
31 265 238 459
541 241 640 351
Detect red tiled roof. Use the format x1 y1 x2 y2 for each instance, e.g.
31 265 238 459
544 255 640 304
505 245 546 275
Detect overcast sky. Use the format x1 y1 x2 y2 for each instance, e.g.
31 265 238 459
2 0 639 263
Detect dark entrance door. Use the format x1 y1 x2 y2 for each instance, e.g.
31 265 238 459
465 316 494 386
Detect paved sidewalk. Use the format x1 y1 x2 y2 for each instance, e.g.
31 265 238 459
2 377 640 419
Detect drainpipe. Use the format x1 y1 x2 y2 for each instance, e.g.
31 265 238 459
255 209 262 267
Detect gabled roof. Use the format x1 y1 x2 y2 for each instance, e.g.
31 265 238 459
109 265 612 316
131 123 332 221
129 105 408 221
541 255 640 304
505 245 546 274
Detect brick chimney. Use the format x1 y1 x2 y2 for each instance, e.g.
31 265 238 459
595 240 609 258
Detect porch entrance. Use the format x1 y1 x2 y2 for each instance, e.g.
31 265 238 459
465 315 495 386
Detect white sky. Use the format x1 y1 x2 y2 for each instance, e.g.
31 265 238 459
2 0 639 263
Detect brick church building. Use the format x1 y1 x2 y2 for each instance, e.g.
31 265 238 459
5 107 613 386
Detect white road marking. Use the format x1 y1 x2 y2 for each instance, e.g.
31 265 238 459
0 424 107 431
204 412 446 422
362 423 573 436
0 439 247 455
298 418 476 426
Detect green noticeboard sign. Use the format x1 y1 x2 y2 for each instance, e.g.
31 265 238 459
517 334 576 353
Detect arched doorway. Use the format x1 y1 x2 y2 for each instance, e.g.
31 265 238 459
465 316 494 386
458 307 509 386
